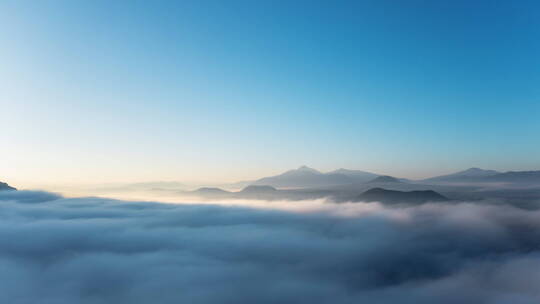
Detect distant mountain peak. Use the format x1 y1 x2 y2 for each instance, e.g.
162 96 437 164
465 167 483 171
460 168 499 175
367 175 402 183
423 168 500 182
249 167 378 189
296 165 320 173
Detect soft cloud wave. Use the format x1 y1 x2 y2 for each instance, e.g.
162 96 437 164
1 190 540 303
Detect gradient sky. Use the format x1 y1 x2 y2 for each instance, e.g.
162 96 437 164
1 0 539 186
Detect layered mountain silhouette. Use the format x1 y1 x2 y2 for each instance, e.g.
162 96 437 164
250 166 378 188
184 182 455 204
220 166 540 191
0 181 16 191
366 175 403 184
357 188 448 205
184 184 331 201
164 164 540 207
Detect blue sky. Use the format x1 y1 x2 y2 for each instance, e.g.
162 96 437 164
1 0 539 185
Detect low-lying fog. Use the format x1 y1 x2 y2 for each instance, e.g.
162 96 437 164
1 190 540 303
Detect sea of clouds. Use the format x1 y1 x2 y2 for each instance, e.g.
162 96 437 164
1 190 540 304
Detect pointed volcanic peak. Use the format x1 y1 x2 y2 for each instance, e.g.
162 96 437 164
251 166 353 189
0 181 16 191
423 168 500 183
366 175 403 184
357 188 448 205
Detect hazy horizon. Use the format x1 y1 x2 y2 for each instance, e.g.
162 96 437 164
8 164 540 192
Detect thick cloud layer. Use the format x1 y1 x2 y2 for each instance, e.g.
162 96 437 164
1 190 540 304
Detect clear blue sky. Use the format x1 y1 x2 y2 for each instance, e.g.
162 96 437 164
1 0 539 185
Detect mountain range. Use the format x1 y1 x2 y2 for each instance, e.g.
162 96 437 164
185 184 450 206
249 165 379 188
3 165 539 207
422 168 500 183
244 166 540 189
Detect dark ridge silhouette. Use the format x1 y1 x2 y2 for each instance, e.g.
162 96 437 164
0 182 16 191
240 185 277 193
356 188 448 205
366 175 403 184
